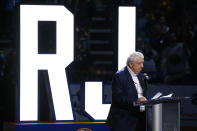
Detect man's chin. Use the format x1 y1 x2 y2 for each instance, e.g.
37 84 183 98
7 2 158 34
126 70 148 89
137 70 142 74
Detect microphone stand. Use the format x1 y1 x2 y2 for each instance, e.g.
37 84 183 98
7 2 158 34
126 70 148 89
142 73 149 90
144 79 148 89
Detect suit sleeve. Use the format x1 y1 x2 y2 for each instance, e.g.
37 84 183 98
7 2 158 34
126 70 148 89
112 74 138 110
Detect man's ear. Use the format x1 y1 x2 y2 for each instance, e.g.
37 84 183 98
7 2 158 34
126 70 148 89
128 62 133 68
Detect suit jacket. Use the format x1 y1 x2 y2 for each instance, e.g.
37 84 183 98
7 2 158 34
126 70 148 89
106 66 147 131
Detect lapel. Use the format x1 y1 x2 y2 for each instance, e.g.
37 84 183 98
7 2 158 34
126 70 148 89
124 66 146 93
124 67 138 94
124 66 134 85
137 73 144 89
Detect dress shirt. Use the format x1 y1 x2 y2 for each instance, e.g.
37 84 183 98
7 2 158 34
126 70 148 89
127 66 145 112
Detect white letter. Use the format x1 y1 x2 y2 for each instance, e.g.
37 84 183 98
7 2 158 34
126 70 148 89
20 5 74 121
84 6 136 120
85 82 110 120
118 7 136 70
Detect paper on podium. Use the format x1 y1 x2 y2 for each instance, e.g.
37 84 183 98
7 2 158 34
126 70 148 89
160 93 174 98
151 92 162 100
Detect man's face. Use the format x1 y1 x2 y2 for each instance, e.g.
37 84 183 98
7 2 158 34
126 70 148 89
128 57 144 74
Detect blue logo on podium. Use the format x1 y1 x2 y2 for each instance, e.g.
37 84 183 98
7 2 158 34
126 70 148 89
77 128 93 131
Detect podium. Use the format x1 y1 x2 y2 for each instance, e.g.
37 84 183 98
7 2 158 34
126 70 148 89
135 97 190 131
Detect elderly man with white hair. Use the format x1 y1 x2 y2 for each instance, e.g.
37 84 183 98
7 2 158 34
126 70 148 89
106 51 147 131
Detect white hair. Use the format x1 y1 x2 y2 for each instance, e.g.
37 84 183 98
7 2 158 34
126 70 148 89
126 51 144 65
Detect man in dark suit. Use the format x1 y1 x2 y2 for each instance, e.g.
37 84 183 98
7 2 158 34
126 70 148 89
106 52 147 131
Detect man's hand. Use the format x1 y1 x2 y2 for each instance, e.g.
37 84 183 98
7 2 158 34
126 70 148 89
137 97 147 103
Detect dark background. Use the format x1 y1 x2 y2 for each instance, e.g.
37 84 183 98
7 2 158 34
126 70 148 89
0 0 197 130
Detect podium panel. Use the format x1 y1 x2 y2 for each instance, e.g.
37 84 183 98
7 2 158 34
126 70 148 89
151 103 180 131
135 97 186 131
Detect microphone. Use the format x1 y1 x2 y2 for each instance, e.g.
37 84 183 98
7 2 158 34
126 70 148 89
143 73 150 81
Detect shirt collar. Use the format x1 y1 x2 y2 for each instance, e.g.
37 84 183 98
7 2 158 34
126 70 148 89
127 66 137 77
